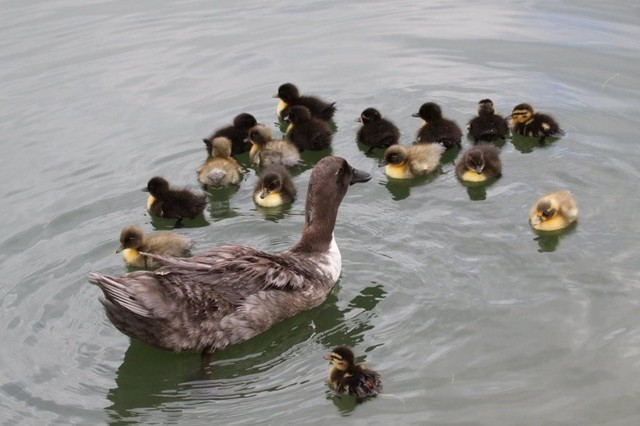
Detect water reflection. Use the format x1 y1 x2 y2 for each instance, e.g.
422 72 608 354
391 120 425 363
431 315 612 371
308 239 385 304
105 283 386 423
381 172 441 201
254 203 294 222
458 177 500 201
511 134 561 154
205 185 240 220
532 223 577 253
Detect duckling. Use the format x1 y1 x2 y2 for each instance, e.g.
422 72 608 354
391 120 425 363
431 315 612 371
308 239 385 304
284 105 333 151
380 143 445 179
510 103 564 141
253 166 297 207
144 176 207 227
117 226 193 269
203 113 257 156
529 190 578 231
412 102 463 150
273 82 336 121
197 136 243 189
356 107 400 152
467 99 509 143
247 124 301 168
324 346 382 399
89 157 371 354
455 144 502 183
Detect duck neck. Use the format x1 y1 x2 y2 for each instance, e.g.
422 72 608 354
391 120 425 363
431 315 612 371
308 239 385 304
292 194 340 253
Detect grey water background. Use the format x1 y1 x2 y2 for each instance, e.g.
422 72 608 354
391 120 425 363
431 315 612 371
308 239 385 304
1 0 640 424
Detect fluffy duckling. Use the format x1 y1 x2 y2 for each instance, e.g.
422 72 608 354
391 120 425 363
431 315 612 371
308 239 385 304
89 157 371 354
253 166 297 207
455 144 502 183
284 105 333 151
117 226 193 269
273 82 336 121
510 103 564 141
203 113 257 156
197 136 243 189
356 107 400 152
247 124 301 168
144 176 207 227
413 102 463 150
324 346 382 399
467 99 509 143
381 143 445 179
529 190 578 231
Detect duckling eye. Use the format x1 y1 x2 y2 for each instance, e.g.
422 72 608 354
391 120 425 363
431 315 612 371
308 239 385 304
542 209 555 218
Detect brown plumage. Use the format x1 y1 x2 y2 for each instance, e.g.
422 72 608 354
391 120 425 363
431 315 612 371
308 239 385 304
247 124 301 168
197 136 243 189
144 176 207 227
381 143 445 179
510 103 564 141
117 226 193 269
89 157 371 354
455 144 502 183
274 82 336 121
356 107 400 152
413 102 463 150
467 99 509 143
324 346 382 400
203 113 257 156
284 105 333 151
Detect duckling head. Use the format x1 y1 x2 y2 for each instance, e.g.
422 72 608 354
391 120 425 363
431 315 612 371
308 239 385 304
257 169 286 200
381 144 408 167
412 102 442 122
145 176 170 197
324 346 356 371
247 124 273 147
464 149 486 174
273 82 299 103
530 199 558 227
357 107 382 124
284 105 311 124
477 99 495 116
210 136 233 158
117 226 144 253
510 103 534 124
233 113 257 131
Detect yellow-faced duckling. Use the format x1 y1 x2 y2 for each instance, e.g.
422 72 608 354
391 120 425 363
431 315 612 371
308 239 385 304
273 82 336 121
89 157 371 354
203 112 257 156
284 105 333 151
529 190 578 231
455 144 502 183
197 136 243 189
253 166 297 207
144 176 207 227
510 103 564 141
413 102 463 150
467 99 509 143
247 124 301 168
356 107 400 152
324 346 382 399
381 143 445 179
117 225 193 269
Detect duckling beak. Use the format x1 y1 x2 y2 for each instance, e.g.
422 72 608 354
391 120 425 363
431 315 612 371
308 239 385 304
272 93 279 98
531 215 542 226
475 166 483 174
141 187 149 192
116 245 124 253
350 167 372 185
260 188 269 199
411 112 420 117
323 354 332 361
355 117 362 123
378 159 388 167
283 115 290 123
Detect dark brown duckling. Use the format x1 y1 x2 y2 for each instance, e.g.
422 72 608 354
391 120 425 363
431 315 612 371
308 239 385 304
144 176 207 227
356 107 400 152
467 99 509 143
456 144 502 183
324 346 382 399
274 82 336 121
203 112 257 156
413 102 463 150
253 166 297 207
117 225 193 269
284 105 333 151
510 103 564 142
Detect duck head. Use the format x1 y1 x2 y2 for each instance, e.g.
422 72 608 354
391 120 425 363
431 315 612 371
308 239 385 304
477 99 495 116
412 102 442 122
273 82 300 103
117 226 144 253
356 107 382 124
324 346 356 371
510 103 534 124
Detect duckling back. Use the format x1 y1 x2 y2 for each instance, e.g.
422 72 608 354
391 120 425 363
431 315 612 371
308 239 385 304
285 105 333 151
414 102 463 149
204 112 257 155
468 99 509 142
407 143 445 176
197 137 243 188
146 177 207 221
274 82 336 121
510 103 564 140
118 226 193 269
357 107 400 150
256 140 301 168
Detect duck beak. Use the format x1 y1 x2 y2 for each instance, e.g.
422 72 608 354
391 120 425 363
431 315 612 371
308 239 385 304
272 93 279 98
350 167 372 185
116 245 124 253
531 215 542 226
260 188 269 199
411 112 420 117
